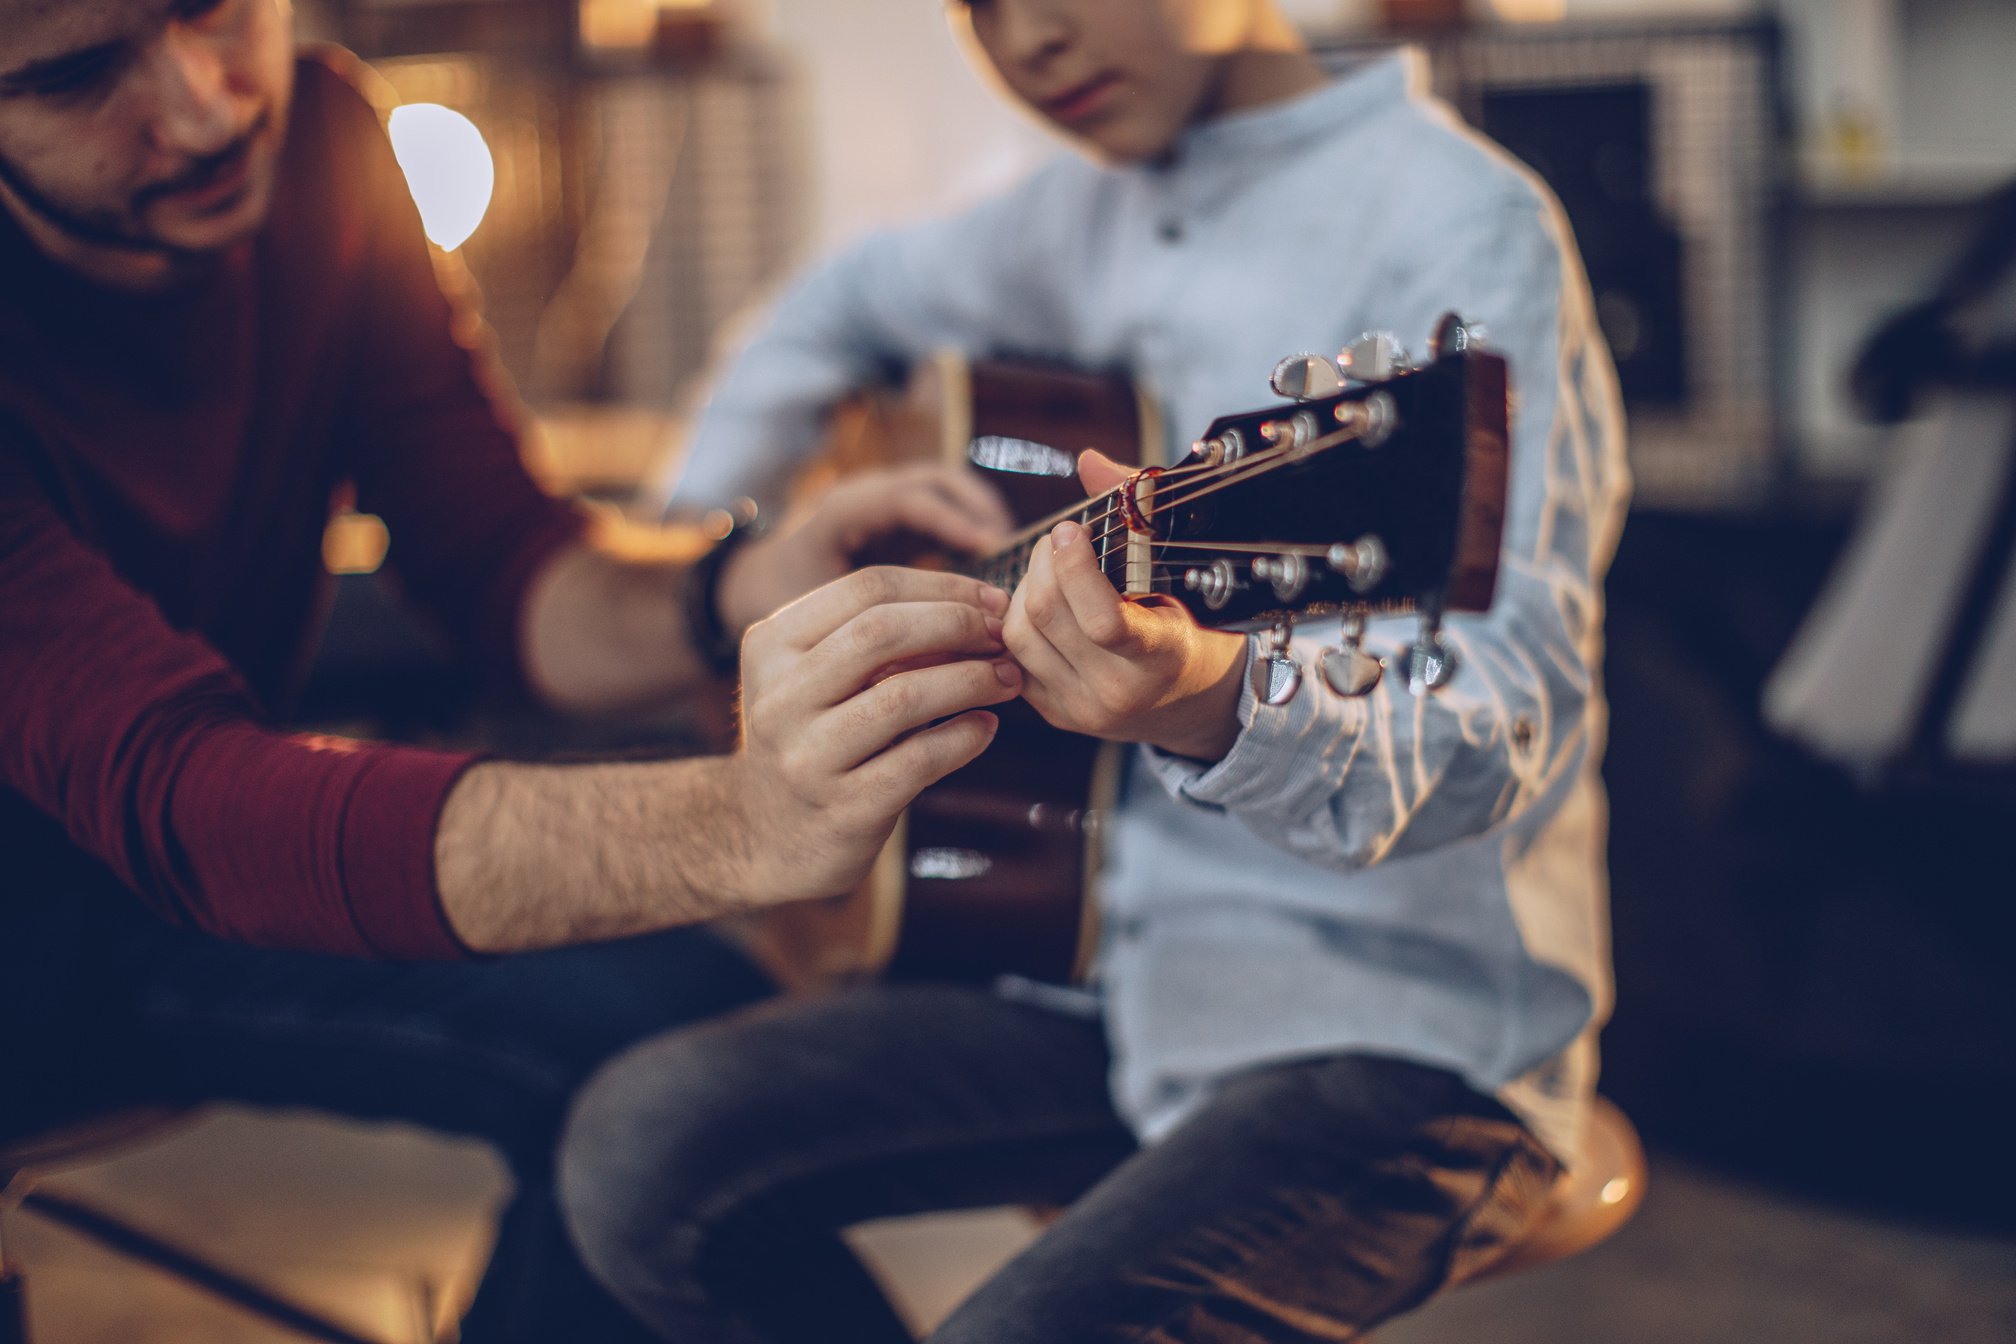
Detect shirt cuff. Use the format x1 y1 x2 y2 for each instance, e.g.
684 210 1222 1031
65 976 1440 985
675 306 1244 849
1139 633 1370 813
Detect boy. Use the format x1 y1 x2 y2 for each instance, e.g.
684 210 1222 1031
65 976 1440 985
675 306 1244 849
559 0 1629 1338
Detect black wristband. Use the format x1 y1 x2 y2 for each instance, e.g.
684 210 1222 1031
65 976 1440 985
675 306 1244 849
681 498 762 679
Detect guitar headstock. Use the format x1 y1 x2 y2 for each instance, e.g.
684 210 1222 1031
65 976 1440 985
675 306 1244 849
1096 314 1509 700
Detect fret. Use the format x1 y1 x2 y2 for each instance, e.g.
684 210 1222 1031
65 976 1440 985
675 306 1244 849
966 488 1129 596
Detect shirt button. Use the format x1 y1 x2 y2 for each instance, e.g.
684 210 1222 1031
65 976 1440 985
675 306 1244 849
1158 219 1183 244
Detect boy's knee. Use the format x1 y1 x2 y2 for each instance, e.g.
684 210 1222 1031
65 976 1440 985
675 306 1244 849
557 1029 755 1284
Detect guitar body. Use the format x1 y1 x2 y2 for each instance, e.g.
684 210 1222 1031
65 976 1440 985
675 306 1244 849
741 355 1159 989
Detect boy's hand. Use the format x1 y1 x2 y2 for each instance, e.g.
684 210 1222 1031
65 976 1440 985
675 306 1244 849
1004 451 1248 763
715 463 1012 634
726 566 1021 905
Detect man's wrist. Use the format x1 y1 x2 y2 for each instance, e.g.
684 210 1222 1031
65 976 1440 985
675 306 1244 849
679 498 764 678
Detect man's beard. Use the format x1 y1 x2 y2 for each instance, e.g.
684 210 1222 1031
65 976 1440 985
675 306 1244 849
0 116 271 259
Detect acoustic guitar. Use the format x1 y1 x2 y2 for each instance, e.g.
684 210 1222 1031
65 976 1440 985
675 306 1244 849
738 315 1509 990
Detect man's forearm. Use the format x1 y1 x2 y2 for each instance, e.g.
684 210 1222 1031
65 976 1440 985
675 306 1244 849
443 566 1017 956
435 756 757 954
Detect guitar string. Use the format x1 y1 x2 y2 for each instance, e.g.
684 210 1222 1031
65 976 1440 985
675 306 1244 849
992 414 1352 555
977 417 1385 593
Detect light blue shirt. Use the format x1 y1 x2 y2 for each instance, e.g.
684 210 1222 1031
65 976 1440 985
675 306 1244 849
672 53 1630 1164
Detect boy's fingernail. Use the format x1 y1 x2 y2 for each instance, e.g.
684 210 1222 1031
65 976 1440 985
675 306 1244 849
985 615 1005 642
993 659 1022 686
1052 520 1081 549
980 585 1010 613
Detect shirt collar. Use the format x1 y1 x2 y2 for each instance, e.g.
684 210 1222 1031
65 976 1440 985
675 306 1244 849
1162 49 1415 176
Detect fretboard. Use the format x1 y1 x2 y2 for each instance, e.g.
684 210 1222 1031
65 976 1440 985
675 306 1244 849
962 487 1129 594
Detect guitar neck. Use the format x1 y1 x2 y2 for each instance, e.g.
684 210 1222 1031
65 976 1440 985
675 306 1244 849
962 487 1131 594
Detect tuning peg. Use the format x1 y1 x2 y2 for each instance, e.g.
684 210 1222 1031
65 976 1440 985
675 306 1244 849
1339 332 1412 384
1252 621 1303 706
1320 610 1385 698
1251 552 1310 603
1270 354 1346 401
1182 556 1245 611
1191 427 1249 467
1325 535 1388 595
1402 613 1459 695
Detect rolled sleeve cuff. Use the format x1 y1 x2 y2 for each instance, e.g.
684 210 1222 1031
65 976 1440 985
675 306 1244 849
338 746 486 960
1138 636 1369 813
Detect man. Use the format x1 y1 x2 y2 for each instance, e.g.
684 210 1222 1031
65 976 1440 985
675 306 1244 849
558 0 1629 1339
0 1 1018 1338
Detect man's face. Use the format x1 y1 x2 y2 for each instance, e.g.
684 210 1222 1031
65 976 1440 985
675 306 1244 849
955 0 1247 164
0 0 293 263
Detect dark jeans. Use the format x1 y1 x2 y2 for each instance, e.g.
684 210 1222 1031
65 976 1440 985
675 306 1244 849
557 983 1558 1343
1 873 773 1344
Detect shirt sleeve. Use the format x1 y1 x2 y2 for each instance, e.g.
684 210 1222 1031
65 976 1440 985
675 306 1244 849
329 73 586 685
1140 192 1631 871
0 447 476 958
670 164 1085 510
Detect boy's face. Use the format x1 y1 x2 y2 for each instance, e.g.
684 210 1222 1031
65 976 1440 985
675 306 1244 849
0 0 294 264
956 0 1248 163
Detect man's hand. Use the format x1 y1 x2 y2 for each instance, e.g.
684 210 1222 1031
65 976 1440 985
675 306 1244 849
439 566 1018 953
721 566 1021 906
1004 450 1247 763
713 463 1012 635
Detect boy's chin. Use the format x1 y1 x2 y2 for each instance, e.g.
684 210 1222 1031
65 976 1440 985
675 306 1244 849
1066 120 1184 166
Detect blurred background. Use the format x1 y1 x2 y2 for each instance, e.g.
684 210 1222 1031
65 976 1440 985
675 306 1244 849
10 0 2016 1339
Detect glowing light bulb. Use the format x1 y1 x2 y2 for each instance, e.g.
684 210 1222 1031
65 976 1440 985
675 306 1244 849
387 103 495 252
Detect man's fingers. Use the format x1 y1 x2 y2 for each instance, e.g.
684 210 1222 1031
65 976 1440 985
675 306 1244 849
817 656 1022 773
789 600 1009 711
759 566 1006 651
848 708 1002 809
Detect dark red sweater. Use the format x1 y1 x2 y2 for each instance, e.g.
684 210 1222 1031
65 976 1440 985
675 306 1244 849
0 53 585 959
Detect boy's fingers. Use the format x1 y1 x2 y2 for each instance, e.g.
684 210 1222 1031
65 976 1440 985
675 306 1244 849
915 463 1014 538
1048 520 1133 650
1076 448 1132 497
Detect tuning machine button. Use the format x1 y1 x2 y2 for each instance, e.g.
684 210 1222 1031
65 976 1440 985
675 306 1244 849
1193 427 1248 465
1251 620 1303 706
1325 535 1388 595
1332 390 1396 447
1251 552 1310 603
1339 332 1413 384
1260 410 1322 454
1270 353 1346 401
1319 610 1384 698
1402 611 1459 695
1183 556 1245 611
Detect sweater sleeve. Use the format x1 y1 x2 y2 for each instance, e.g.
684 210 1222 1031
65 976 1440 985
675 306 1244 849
0 447 476 959
670 161 1089 510
1140 192 1631 870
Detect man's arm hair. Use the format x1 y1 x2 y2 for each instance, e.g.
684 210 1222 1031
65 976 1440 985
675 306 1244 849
435 756 751 952
443 566 1020 954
